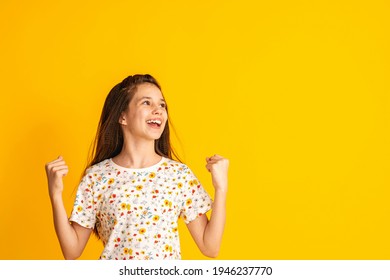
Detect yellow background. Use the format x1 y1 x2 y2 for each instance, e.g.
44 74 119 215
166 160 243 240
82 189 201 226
0 0 389 259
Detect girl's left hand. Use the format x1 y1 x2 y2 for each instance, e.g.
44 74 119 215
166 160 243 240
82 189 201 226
206 154 229 193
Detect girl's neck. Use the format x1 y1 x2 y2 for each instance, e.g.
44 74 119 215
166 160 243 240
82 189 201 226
113 139 161 169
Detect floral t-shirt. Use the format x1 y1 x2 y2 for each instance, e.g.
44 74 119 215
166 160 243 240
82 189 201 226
69 157 212 260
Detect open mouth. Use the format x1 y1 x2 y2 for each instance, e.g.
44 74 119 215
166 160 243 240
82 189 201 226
146 119 162 128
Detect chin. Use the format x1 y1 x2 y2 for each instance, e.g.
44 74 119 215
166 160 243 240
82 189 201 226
148 133 164 140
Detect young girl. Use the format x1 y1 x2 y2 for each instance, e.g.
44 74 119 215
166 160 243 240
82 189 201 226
45 74 229 260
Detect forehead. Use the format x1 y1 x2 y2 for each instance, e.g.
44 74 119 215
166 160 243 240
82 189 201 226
133 83 164 100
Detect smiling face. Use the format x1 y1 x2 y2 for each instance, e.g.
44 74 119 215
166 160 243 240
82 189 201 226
119 82 168 141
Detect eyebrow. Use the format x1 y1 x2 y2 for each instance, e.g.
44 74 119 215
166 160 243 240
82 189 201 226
138 96 166 102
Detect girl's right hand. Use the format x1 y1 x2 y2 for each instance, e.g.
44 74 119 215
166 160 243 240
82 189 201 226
45 156 69 197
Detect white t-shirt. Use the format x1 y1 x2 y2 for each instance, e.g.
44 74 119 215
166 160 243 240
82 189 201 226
69 157 212 260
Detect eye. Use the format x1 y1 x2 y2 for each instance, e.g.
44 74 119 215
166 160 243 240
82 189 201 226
160 103 166 108
142 100 151 105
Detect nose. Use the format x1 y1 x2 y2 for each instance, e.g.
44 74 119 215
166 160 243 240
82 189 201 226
152 105 163 115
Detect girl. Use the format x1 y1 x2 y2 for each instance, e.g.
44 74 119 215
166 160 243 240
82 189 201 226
45 74 229 260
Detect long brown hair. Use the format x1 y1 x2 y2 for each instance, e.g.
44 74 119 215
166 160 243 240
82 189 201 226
84 74 181 237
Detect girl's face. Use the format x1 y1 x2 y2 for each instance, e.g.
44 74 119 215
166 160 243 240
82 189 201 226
120 83 168 141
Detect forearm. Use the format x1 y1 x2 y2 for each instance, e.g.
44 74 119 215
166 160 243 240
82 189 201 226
203 189 227 257
50 194 82 259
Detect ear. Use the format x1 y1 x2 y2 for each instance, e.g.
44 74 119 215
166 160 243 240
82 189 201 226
119 113 127 125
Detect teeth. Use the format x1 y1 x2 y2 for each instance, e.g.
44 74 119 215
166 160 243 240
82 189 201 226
147 119 162 125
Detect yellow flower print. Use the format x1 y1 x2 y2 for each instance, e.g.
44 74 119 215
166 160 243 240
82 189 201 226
162 162 167 166
189 180 194 187
120 203 131 211
124 248 129 254
164 200 172 207
139 228 146 234
107 178 115 185
149 172 156 179
129 248 133 255
186 199 192 206
164 245 173 252
172 227 178 233
77 206 83 212
97 194 102 200
136 185 143 191
177 182 183 189
153 215 160 222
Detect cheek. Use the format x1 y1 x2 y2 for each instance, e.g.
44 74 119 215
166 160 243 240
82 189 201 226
163 113 168 126
134 109 149 120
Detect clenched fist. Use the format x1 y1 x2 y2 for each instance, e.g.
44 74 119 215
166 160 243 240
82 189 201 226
205 154 229 193
45 156 69 198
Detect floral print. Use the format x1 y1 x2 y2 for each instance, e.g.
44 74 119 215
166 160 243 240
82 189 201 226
69 157 212 260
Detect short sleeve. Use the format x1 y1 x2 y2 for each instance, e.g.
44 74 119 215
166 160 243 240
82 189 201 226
69 172 96 229
180 166 213 224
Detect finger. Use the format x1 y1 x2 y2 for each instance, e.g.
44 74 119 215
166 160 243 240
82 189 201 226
51 166 69 174
206 161 218 171
206 158 220 165
49 160 66 166
46 156 65 166
53 155 64 163
55 168 69 175
208 154 224 161
46 161 67 171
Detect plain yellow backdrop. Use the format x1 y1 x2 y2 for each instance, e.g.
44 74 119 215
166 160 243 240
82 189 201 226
0 0 389 259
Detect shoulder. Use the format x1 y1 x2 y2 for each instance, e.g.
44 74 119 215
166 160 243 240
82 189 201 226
163 158 191 171
84 159 112 176
161 158 199 178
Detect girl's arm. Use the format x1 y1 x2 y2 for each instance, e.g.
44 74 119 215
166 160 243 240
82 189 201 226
187 154 229 258
45 156 92 260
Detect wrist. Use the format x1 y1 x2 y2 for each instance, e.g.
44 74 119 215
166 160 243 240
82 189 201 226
214 188 228 196
50 191 63 203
